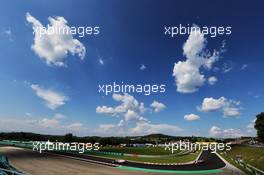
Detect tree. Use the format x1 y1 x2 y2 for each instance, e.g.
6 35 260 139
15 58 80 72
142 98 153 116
63 133 74 142
255 112 264 141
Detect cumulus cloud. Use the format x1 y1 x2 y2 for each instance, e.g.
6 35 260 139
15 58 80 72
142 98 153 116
200 97 227 112
172 26 224 93
209 126 243 138
96 93 146 120
96 93 182 136
199 96 241 117
140 64 146 70
209 126 222 137
150 100 166 112
31 84 68 110
26 12 86 67
223 107 240 117
184 113 200 121
96 106 115 115
208 76 218 85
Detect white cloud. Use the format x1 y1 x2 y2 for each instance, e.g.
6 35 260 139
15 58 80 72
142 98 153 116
209 126 222 137
172 26 224 93
0 114 87 136
184 113 200 121
247 119 256 134
208 76 218 85
31 84 68 110
98 58 104 65
209 126 244 138
96 120 126 136
96 93 182 136
223 107 240 117
67 123 84 131
241 64 248 70
2 28 13 42
223 128 243 138
39 117 60 128
199 96 241 117
26 12 86 67
96 93 147 121
130 122 182 135
150 100 166 112
124 110 146 122
39 113 65 128
96 106 115 115
3 29 12 36
140 64 146 70
222 62 232 73
200 97 226 112
247 119 256 129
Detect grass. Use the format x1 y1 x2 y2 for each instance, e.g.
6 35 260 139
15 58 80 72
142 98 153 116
224 145 264 171
98 146 181 155
219 152 254 175
86 150 200 163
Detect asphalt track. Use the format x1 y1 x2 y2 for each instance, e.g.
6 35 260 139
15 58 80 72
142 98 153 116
51 149 226 170
0 146 226 173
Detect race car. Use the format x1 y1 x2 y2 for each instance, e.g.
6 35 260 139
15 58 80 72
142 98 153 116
112 159 127 164
194 159 205 164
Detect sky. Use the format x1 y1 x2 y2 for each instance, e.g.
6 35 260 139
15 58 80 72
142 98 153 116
0 0 263 137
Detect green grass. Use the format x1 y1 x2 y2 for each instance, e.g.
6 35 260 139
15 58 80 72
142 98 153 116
87 150 200 163
98 146 181 155
224 145 264 171
219 152 254 175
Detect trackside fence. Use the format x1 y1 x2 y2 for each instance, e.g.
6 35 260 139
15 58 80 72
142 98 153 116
230 157 264 175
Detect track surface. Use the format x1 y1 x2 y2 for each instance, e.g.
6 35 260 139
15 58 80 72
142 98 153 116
55 149 226 170
0 146 245 175
0 147 154 175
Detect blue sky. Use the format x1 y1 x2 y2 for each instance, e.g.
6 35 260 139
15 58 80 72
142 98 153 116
0 0 263 137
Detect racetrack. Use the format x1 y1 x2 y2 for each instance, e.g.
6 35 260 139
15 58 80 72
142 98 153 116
0 146 231 175
0 146 153 175
52 149 226 170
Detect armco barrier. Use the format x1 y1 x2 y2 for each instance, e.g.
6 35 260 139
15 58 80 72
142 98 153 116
233 158 264 175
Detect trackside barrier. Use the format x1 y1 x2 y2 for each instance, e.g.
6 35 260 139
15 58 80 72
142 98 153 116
85 150 123 156
233 158 264 175
246 164 264 175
